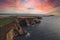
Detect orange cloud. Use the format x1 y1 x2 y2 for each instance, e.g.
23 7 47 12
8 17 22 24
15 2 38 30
35 0 54 12
0 0 55 13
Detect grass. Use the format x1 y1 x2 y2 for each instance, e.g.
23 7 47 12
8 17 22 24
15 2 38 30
0 18 14 27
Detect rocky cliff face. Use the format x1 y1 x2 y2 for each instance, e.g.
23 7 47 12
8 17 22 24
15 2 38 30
0 16 41 40
0 22 15 40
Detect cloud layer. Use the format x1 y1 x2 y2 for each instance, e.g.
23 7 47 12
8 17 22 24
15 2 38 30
0 0 60 13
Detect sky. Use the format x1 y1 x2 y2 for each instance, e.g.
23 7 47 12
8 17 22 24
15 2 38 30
0 0 60 14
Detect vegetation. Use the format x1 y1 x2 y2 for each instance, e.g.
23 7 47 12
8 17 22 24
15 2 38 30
0 18 14 27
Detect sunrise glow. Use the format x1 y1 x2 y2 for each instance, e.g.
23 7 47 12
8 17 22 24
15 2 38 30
0 0 60 14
